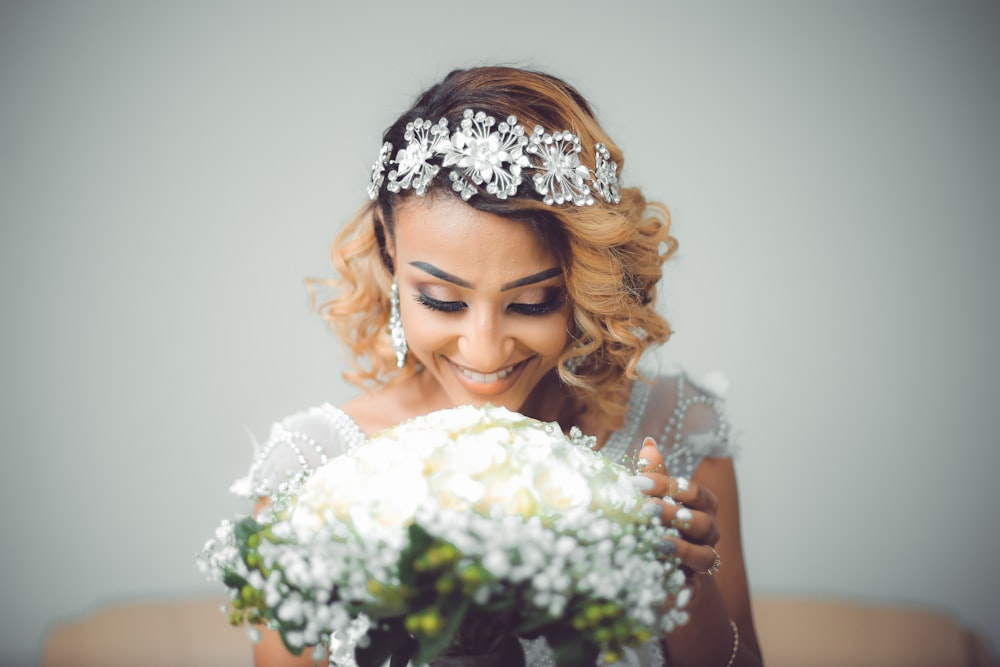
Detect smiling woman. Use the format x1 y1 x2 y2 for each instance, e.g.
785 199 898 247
232 66 762 667
387 197 572 415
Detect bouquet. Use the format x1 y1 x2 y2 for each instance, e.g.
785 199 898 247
199 405 690 666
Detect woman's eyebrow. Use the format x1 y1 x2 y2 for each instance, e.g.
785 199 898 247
408 262 561 292
501 267 562 291
409 261 471 288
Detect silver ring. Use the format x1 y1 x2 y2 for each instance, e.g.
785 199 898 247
697 545 721 576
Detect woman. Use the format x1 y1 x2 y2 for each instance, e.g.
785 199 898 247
235 66 762 667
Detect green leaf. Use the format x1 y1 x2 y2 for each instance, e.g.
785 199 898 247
234 517 262 544
398 524 435 588
411 599 470 665
221 570 247 591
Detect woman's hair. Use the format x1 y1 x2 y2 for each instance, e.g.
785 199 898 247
310 66 677 429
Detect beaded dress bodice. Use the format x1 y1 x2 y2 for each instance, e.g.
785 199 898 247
231 372 732 667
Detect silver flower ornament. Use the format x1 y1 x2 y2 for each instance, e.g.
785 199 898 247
527 127 594 206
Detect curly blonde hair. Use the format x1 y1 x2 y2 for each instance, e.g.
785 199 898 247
309 67 677 429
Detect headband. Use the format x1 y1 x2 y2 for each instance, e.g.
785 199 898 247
368 109 621 207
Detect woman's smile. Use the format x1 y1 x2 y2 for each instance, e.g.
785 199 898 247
447 357 534 395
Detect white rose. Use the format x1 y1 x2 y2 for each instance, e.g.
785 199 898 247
476 469 538 518
292 456 362 535
366 467 429 529
431 471 485 511
533 459 591 513
435 437 508 477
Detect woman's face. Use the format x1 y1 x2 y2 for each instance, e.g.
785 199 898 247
391 196 572 412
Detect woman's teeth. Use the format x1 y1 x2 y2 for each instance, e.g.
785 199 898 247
460 363 517 383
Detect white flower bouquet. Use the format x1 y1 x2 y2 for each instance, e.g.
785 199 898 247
199 405 689 666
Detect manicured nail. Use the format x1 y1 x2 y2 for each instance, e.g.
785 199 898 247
641 501 662 517
656 540 678 556
630 475 655 491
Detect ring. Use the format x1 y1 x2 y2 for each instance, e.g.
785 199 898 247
696 545 721 576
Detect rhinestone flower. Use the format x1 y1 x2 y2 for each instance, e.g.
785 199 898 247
386 118 449 196
593 143 621 204
527 127 594 206
367 141 392 200
441 110 530 201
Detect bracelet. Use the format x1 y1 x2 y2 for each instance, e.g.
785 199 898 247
724 619 739 667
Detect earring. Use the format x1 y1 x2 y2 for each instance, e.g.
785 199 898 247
389 276 408 368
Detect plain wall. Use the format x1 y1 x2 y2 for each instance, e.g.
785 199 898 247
1 1 998 665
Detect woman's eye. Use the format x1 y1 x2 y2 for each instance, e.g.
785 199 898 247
415 293 466 313
508 297 565 316
414 292 565 316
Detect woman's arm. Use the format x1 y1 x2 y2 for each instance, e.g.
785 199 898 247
635 442 762 667
662 456 761 666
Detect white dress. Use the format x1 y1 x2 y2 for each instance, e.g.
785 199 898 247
232 372 733 667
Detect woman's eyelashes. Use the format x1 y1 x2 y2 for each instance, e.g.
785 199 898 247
414 292 464 313
414 290 565 316
507 296 565 315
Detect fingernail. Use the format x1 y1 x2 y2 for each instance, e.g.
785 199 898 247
656 540 677 556
641 501 662 517
630 475 655 491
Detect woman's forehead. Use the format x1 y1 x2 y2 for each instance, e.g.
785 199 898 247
392 197 560 275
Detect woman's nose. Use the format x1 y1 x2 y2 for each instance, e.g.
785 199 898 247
457 310 514 371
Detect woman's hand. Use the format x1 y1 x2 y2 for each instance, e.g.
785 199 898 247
632 437 721 575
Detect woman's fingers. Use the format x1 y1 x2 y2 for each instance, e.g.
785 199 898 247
633 435 720 544
633 473 718 514
641 498 720 546
668 476 718 515
662 537 723 576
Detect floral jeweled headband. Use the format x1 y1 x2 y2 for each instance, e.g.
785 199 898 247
367 109 621 206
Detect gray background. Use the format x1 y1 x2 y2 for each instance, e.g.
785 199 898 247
2 1 998 665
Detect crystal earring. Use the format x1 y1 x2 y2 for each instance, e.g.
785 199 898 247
389 276 408 368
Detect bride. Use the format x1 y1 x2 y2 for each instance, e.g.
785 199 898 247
234 66 762 667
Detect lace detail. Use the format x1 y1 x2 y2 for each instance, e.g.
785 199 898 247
660 374 731 479
599 380 651 470
230 404 366 498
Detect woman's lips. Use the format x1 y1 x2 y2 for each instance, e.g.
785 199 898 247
459 364 516 384
448 358 532 396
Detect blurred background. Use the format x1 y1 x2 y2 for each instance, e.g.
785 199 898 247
2 1 998 665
